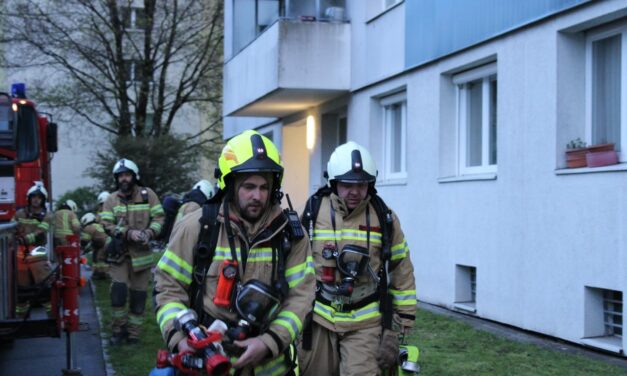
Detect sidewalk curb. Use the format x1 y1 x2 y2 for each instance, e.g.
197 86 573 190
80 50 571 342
89 280 116 376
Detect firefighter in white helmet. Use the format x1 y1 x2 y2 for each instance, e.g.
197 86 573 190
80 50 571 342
13 183 54 318
93 191 111 274
298 142 417 375
80 212 111 280
53 199 80 246
100 158 165 345
174 179 215 224
97 191 110 215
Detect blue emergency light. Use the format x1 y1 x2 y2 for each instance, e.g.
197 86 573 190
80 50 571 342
11 83 26 99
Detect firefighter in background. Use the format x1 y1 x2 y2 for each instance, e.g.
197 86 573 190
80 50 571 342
80 212 110 280
92 191 111 275
96 191 110 220
53 199 80 247
100 159 165 345
299 142 417 375
154 130 315 375
174 179 215 223
14 183 54 318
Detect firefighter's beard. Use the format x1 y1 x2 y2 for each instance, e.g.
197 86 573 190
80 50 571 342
119 180 134 193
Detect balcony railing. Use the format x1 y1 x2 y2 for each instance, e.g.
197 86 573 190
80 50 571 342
232 0 347 55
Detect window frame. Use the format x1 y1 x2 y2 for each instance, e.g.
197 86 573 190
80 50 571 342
380 91 407 181
585 25 627 162
453 62 498 175
122 6 146 31
258 123 282 153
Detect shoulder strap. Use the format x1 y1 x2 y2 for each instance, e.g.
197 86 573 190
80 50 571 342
370 194 395 330
301 186 332 245
140 187 149 204
189 201 221 321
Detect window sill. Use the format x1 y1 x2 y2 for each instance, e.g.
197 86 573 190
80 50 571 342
453 302 476 313
555 163 627 175
438 173 497 183
366 1 404 24
580 336 623 354
377 177 407 186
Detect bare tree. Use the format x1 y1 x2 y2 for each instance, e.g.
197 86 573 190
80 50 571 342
1 0 223 143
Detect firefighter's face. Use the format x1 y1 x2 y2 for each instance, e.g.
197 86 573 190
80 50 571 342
117 171 134 192
29 194 43 208
237 174 269 223
336 181 368 210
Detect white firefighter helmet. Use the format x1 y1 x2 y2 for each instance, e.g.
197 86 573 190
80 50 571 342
112 158 140 180
193 179 214 200
65 199 78 212
30 246 48 257
27 182 48 200
326 141 377 186
80 212 97 227
97 191 110 205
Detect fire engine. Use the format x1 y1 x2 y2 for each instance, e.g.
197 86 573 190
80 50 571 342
0 84 82 374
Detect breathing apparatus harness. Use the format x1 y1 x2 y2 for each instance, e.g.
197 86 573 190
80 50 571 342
187 189 304 358
300 186 396 349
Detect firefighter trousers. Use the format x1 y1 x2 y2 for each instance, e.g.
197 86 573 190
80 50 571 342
16 255 53 317
298 321 381 376
109 257 151 339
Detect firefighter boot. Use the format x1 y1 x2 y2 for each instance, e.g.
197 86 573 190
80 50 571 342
15 301 30 319
110 282 128 346
127 289 147 344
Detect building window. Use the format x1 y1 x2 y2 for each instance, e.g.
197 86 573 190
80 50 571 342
125 59 143 83
233 0 280 54
337 115 347 145
586 26 627 161
454 265 476 313
583 287 623 353
381 92 407 180
453 63 497 175
603 290 623 338
122 7 147 30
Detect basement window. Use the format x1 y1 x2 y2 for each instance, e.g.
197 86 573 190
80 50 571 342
582 287 623 353
454 265 476 313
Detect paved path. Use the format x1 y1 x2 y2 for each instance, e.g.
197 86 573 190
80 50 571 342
0 269 106 376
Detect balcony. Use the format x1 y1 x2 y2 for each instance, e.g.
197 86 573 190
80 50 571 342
224 1 350 118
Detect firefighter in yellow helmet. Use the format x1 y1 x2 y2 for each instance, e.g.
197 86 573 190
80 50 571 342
13 183 54 318
100 158 165 345
154 130 315 375
53 199 80 247
298 142 417 375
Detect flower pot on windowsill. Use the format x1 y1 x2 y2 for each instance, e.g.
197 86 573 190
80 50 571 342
587 143 615 153
586 150 618 167
566 148 588 168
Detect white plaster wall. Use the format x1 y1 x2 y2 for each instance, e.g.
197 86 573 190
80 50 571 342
349 1 405 89
347 0 627 349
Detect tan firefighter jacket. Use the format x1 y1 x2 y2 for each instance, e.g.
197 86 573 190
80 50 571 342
100 185 165 271
81 222 110 254
13 207 52 260
309 193 416 333
53 208 80 245
174 201 201 224
155 202 315 366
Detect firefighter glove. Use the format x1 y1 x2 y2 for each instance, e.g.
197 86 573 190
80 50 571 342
376 329 400 369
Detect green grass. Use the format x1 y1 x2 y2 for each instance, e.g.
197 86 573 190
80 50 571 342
92 278 164 376
92 283 627 375
408 308 627 375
